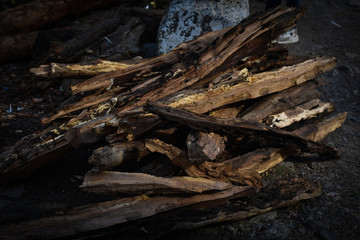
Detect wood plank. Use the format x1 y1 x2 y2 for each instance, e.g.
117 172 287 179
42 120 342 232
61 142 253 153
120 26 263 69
80 171 232 195
165 57 335 114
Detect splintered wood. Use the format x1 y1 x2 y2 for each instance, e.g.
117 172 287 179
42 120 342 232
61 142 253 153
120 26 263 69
0 7 347 240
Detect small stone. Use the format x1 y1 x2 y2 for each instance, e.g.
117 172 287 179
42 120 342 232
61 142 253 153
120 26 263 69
84 48 93 54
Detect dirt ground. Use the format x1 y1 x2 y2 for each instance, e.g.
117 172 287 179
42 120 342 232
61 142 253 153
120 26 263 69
0 0 359 239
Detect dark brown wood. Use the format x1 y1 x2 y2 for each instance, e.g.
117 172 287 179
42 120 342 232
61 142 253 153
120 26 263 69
88 141 149 172
0 185 254 240
80 171 232 195
146 102 339 158
145 138 262 187
239 80 323 122
0 32 38 63
164 57 335 114
186 131 227 164
0 0 124 34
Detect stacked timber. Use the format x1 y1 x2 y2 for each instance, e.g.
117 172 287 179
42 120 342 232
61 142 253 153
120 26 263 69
0 7 346 240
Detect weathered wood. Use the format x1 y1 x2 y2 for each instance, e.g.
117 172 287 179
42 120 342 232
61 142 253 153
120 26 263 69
0 185 254 240
239 80 323 122
146 102 339 158
70 7 304 97
186 131 227 164
145 138 262 187
30 60 135 78
209 105 245 118
266 99 334 128
80 171 232 195
223 112 347 174
165 57 335 114
292 112 348 142
88 141 149 172
41 87 125 125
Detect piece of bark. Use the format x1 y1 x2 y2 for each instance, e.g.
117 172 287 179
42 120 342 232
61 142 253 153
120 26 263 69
80 171 232 195
223 112 347 174
146 102 339 158
0 185 254 240
88 141 149 172
30 60 135 78
266 99 335 128
165 57 335 114
70 7 304 96
186 131 227 164
145 138 262 187
0 0 126 34
239 80 323 122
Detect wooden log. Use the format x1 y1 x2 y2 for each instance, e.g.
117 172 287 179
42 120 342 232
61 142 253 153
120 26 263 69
145 138 262 187
30 60 135 78
80 171 232 195
292 112 348 142
88 141 149 172
146 102 339 158
186 131 227 164
0 0 126 34
239 80 323 122
165 57 335 114
223 112 347 173
70 7 304 95
0 185 254 240
266 99 335 128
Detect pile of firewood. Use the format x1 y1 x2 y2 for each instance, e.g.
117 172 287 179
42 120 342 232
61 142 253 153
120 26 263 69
0 6 347 240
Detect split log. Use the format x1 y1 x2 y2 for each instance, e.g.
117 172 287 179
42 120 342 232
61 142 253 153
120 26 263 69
30 60 135 78
266 99 334 128
186 131 227 164
223 112 347 173
145 138 262 187
146 102 339 158
239 79 323 122
164 57 335 114
80 171 232 195
0 185 254 240
88 141 149 172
